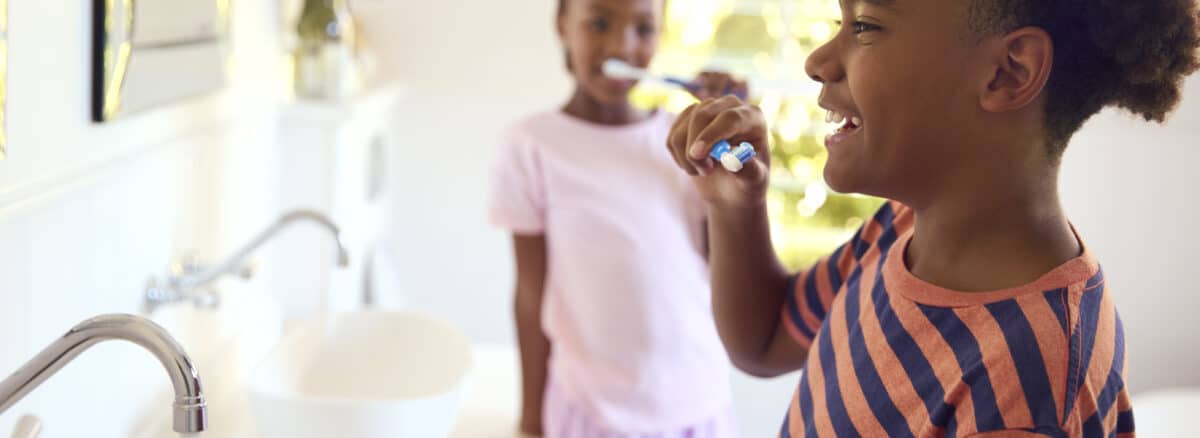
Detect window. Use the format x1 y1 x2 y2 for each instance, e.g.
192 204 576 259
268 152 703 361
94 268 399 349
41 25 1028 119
632 0 884 269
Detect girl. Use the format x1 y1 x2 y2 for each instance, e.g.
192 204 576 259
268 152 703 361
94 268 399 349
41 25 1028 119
487 0 747 436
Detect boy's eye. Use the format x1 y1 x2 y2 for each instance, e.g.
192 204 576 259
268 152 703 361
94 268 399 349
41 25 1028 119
833 20 881 35
589 18 609 32
851 21 881 34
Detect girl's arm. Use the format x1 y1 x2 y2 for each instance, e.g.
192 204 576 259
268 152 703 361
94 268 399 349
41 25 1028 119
512 233 551 435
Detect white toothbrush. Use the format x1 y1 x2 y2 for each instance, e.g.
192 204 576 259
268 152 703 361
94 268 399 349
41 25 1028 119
602 58 817 98
603 59 702 92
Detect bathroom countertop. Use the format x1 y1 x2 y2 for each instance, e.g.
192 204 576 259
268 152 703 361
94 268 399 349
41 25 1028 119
449 344 523 438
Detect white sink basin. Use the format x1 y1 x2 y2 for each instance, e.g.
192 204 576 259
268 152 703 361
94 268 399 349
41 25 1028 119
247 310 472 438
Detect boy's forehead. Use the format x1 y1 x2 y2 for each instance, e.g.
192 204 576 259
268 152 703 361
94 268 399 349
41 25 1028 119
840 0 957 11
862 0 898 7
840 0 898 9
573 0 662 14
840 0 969 21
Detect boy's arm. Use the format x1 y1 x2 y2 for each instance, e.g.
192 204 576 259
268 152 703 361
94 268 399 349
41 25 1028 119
708 203 809 377
665 95 811 377
512 234 550 435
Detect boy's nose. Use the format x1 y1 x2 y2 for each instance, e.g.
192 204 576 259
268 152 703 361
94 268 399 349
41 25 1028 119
805 39 844 83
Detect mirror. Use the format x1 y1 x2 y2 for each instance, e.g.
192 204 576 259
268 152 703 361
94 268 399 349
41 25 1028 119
91 0 228 122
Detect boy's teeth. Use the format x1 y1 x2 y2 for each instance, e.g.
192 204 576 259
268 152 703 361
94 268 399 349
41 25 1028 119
825 110 860 126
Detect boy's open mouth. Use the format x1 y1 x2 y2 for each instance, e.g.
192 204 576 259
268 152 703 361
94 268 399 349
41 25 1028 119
827 109 861 132
825 109 862 145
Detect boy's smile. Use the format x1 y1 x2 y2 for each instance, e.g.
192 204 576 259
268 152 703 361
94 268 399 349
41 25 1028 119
821 102 863 149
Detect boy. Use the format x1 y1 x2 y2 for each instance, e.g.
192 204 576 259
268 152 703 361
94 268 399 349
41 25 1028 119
666 0 1199 436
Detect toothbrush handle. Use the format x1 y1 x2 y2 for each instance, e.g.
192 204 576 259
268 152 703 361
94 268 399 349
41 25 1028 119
665 77 698 90
668 77 748 100
727 86 749 100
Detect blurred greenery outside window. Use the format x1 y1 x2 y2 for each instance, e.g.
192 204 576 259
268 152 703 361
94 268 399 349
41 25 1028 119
630 0 884 269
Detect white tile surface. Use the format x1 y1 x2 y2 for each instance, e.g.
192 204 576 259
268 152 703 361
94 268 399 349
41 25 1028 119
0 215 30 437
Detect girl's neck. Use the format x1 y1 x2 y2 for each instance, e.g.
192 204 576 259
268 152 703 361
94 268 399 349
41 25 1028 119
561 87 648 126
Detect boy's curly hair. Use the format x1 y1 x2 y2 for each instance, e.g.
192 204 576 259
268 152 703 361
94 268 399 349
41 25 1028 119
970 0 1200 156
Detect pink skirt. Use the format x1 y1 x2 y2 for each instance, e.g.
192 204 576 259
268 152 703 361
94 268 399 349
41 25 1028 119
542 377 740 438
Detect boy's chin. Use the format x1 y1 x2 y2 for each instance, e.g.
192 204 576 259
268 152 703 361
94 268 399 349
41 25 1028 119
823 165 890 199
823 165 865 195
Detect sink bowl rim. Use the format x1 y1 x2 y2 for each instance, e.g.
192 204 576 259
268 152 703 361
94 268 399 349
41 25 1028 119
245 309 473 406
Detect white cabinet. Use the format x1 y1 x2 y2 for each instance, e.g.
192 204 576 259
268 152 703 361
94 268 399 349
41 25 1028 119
270 85 402 317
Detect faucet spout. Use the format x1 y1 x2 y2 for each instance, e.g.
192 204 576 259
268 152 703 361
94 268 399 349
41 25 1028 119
144 209 350 314
181 209 349 291
0 314 206 433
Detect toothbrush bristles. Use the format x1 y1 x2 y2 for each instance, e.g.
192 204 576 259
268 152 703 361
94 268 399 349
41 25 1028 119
602 59 645 80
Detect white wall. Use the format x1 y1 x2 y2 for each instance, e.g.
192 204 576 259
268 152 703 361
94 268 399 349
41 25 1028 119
0 1 283 436
1061 76 1200 394
356 0 569 345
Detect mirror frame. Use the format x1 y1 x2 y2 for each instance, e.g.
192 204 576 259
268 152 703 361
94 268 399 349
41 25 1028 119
91 0 133 122
91 0 229 123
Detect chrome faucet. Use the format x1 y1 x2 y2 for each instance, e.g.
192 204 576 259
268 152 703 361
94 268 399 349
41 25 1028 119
9 415 41 438
145 209 350 313
0 314 206 433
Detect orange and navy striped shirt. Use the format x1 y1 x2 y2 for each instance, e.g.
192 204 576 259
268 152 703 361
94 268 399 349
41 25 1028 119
781 201 1134 437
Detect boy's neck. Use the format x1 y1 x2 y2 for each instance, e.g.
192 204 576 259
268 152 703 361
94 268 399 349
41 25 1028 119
904 163 1082 293
562 87 648 126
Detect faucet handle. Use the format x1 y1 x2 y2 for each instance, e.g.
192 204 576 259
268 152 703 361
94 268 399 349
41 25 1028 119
171 252 206 277
11 415 41 438
233 257 259 280
171 255 258 284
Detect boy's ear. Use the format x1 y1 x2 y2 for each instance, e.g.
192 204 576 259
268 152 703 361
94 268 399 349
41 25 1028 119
980 27 1054 113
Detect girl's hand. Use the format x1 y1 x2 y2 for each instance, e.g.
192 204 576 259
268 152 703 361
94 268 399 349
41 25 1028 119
688 71 749 100
518 413 542 437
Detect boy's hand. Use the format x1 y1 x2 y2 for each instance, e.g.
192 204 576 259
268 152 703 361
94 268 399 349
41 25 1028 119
667 95 771 208
688 71 749 100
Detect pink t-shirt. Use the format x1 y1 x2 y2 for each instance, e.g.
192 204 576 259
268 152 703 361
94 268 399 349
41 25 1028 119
488 110 732 430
